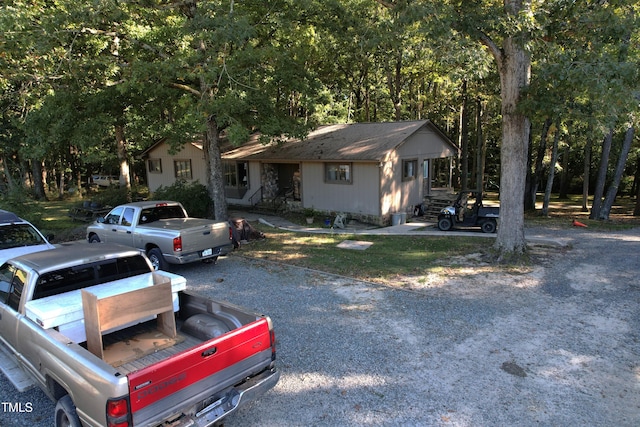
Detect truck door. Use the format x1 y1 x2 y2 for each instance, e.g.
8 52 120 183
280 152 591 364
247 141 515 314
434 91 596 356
111 207 136 247
103 207 135 246
0 263 26 350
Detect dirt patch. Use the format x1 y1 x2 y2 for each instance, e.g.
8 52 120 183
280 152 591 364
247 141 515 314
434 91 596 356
377 241 569 293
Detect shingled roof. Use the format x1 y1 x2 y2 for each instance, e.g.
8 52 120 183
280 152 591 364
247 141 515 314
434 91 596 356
222 120 454 162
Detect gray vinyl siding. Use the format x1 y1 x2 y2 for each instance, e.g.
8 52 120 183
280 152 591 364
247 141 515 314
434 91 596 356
301 162 381 216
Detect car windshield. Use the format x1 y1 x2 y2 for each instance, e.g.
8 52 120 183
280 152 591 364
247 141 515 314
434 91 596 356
0 224 45 249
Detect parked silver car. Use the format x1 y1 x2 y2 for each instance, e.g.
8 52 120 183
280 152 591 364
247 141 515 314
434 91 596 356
0 210 55 265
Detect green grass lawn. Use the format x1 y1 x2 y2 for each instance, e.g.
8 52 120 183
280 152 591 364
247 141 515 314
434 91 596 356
236 228 489 283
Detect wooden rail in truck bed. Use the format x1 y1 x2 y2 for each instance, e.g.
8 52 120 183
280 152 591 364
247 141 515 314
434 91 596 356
81 281 179 366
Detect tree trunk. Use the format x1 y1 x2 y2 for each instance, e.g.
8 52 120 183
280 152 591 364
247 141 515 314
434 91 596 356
204 116 228 221
632 152 639 199
488 35 531 258
115 124 131 197
542 119 560 216
558 139 570 199
475 98 486 192
76 170 84 198
599 125 634 220
387 51 403 121
1 157 17 193
31 160 47 200
58 170 65 200
459 80 469 191
527 118 552 211
581 133 593 212
590 129 613 219
634 153 640 216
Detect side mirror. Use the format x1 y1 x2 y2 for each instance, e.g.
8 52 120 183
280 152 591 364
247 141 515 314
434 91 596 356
97 217 106 224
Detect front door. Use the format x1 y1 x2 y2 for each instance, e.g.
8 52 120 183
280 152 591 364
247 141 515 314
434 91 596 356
276 163 300 199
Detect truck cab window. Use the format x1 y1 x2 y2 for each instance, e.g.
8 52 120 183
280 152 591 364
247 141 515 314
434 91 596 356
0 263 14 304
121 208 135 227
105 207 124 225
8 268 27 310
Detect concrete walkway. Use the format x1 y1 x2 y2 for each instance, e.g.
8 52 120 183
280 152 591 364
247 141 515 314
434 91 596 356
230 210 569 247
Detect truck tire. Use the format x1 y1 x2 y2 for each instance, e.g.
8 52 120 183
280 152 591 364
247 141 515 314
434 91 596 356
481 219 497 233
438 217 453 231
88 234 100 243
54 395 82 427
147 247 167 271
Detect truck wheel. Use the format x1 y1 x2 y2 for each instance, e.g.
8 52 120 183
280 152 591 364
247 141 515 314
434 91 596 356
54 395 82 427
438 217 453 231
481 219 497 233
88 234 100 243
147 248 167 271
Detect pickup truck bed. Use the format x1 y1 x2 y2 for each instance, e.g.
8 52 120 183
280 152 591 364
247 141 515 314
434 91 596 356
0 244 278 427
106 319 200 375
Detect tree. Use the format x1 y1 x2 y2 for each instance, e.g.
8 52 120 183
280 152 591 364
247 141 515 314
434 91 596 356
541 119 561 216
597 125 635 219
435 0 534 258
160 0 320 219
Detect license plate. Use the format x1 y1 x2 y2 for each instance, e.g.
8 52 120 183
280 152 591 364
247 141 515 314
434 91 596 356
202 248 213 257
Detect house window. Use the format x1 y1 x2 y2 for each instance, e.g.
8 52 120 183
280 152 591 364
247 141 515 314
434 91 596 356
223 162 248 188
325 163 352 184
174 160 192 179
403 159 418 181
148 159 162 173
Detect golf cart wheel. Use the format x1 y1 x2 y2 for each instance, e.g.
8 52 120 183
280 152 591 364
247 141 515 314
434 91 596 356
438 217 453 231
481 219 497 233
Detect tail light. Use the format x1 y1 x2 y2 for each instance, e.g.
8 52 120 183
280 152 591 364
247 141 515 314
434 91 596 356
270 329 277 362
229 226 233 241
106 397 130 427
173 236 183 252
267 317 277 363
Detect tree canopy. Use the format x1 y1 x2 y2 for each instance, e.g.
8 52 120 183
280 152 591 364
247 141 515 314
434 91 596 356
1 0 638 258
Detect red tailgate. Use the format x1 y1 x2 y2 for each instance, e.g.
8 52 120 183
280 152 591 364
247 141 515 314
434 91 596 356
127 318 271 412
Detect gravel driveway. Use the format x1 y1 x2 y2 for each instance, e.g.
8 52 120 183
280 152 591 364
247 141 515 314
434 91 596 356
2 227 639 426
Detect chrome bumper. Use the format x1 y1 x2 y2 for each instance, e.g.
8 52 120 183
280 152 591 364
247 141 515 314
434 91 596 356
171 368 280 427
165 243 234 265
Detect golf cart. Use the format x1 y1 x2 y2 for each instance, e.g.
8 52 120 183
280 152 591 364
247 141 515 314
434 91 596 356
437 191 499 233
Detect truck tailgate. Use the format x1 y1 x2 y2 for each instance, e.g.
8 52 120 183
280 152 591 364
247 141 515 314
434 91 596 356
127 317 272 414
144 218 231 254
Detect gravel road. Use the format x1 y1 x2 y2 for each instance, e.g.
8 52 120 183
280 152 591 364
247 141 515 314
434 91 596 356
2 226 639 426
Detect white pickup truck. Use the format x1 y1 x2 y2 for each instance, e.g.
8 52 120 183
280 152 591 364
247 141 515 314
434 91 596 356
86 201 234 270
0 243 279 426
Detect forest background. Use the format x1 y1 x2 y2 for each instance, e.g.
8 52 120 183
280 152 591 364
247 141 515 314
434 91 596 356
1 0 638 259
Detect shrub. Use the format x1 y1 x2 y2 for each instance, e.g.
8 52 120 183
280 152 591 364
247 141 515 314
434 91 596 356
152 180 211 217
0 186 47 228
92 186 130 207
